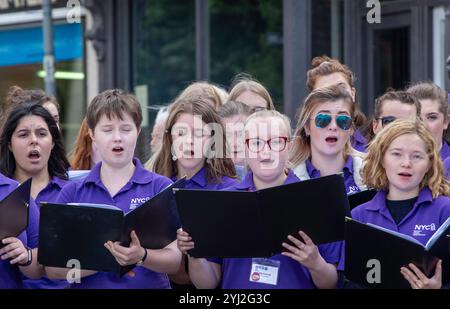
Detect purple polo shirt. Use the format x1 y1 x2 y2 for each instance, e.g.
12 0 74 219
351 188 450 243
444 157 450 180
351 129 367 153
0 173 39 289
172 167 237 190
56 158 175 289
306 155 361 195
440 141 450 161
35 176 67 207
340 188 450 276
23 176 68 289
208 170 343 289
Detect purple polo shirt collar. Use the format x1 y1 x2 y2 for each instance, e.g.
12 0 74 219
352 129 367 153
172 167 208 188
85 158 154 186
235 169 299 191
365 187 432 213
305 155 354 179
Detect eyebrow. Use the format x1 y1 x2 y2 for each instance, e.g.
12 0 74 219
317 110 350 115
389 147 425 153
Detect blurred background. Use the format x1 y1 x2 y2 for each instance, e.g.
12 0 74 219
0 0 449 161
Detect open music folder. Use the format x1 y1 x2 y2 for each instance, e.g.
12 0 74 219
38 178 185 275
174 174 350 258
345 217 450 289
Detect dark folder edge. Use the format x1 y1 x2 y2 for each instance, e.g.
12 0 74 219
0 178 32 245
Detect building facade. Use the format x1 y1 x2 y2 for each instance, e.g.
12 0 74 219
1 0 450 159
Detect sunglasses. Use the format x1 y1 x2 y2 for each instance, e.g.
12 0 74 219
314 114 353 130
377 116 397 127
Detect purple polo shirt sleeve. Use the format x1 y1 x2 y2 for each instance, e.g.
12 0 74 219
318 241 344 269
152 174 174 194
26 198 40 248
55 181 78 204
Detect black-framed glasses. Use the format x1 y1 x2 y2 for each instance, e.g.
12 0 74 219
377 116 397 127
314 114 353 131
245 137 289 153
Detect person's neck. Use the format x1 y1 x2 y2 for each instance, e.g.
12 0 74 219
253 170 288 190
177 162 204 180
437 139 443 152
15 167 50 199
386 186 420 201
310 149 346 176
100 161 136 187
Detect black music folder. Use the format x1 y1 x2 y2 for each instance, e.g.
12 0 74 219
347 189 377 210
345 217 450 289
174 174 350 258
38 179 185 275
0 178 32 243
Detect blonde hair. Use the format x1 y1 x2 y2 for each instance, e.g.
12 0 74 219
153 98 236 182
244 109 292 139
176 82 227 110
229 75 275 110
290 85 357 166
362 119 449 198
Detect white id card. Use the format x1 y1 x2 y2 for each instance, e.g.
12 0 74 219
249 258 281 286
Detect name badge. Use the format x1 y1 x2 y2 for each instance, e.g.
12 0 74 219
249 258 280 286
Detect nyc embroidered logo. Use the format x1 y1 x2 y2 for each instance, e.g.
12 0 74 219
413 223 436 237
347 186 360 195
129 197 151 210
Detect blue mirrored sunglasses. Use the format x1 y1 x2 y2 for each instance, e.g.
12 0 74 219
314 114 353 130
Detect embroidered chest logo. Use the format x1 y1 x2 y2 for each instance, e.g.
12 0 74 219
412 223 436 237
129 197 151 210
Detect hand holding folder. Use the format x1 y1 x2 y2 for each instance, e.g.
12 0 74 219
38 179 185 275
0 178 32 243
344 217 450 289
174 174 350 258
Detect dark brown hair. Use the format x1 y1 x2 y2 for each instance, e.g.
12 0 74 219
87 89 143 130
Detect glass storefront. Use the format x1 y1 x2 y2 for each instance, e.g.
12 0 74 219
0 21 86 153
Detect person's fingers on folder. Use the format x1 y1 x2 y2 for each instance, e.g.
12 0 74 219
104 241 129 266
176 228 194 255
282 232 320 269
400 260 442 289
0 237 28 265
104 231 145 266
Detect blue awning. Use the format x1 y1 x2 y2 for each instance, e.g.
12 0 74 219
0 23 83 67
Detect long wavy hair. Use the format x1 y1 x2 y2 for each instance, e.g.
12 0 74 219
153 98 236 183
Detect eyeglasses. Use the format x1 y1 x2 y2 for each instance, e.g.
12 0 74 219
313 114 353 131
377 116 397 127
170 127 211 139
251 106 267 113
245 137 289 153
